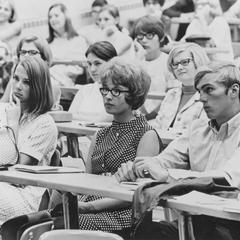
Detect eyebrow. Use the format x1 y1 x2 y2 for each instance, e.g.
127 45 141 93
196 83 213 91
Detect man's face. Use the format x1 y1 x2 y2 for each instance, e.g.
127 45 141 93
196 73 236 125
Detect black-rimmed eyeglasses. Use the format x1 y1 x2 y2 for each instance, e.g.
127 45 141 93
136 32 156 41
99 87 129 97
19 50 40 56
171 58 193 69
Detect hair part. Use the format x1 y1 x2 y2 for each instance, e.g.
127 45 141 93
85 41 117 61
100 57 151 110
14 56 54 115
47 3 78 43
194 61 240 98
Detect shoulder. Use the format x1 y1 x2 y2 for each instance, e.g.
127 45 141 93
34 113 57 133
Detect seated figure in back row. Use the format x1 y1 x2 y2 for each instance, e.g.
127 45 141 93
116 61 240 240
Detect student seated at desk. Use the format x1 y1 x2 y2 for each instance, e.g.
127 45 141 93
0 57 57 225
152 42 209 133
69 41 115 123
182 0 234 61
116 61 240 240
132 15 173 120
75 58 162 235
1 35 62 111
47 3 88 87
97 4 134 59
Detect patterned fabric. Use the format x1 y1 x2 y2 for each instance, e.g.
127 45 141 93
0 113 58 225
78 114 155 232
153 87 207 132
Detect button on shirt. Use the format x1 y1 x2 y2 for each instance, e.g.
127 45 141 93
156 112 240 188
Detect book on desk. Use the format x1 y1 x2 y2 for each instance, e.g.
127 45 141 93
10 164 84 174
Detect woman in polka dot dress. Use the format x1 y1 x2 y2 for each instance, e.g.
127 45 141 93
76 57 162 235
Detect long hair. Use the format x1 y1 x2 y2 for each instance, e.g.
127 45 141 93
47 3 78 43
14 56 53 115
16 35 53 66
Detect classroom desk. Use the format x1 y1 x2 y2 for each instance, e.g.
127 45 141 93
57 121 177 157
0 170 133 229
0 170 239 240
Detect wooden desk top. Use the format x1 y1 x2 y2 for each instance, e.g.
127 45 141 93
165 195 240 221
56 121 177 145
0 170 134 202
56 121 99 136
1 170 239 222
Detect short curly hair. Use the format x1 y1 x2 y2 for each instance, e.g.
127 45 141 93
100 57 151 110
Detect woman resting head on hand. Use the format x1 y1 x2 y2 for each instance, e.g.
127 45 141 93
0 56 58 225
7 56 57 166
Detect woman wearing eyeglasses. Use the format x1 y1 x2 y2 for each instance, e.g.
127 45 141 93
153 42 209 133
133 15 175 120
74 57 162 237
1 35 62 110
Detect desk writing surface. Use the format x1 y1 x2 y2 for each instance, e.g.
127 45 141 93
56 121 99 136
164 191 240 221
0 171 133 202
57 121 176 145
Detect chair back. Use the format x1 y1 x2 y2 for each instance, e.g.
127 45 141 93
1 210 51 240
39 230 123 240
19 220 53 240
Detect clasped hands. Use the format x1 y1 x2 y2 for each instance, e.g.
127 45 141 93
114 157 169 183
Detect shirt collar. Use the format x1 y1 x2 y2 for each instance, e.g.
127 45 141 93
208 111 240 136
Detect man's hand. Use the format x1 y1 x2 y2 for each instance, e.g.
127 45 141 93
134 156 169 182
115 161 137 182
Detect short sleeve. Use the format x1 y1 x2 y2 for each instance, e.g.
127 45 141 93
19 114 58 164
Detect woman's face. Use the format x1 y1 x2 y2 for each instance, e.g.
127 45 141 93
136 31 161 60
12 64 30 104
0 0 12 23
98 10 116 30
172 51 196 86
100 79 131 116
87 53 107 82
144 0 162 17
19 42 41 61
49 6 66 33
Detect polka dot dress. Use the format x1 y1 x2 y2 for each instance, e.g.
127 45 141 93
78 114 154 232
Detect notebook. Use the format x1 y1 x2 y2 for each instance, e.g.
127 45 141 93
11 164 85 174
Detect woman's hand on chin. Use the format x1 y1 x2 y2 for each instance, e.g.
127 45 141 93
6 95 21 126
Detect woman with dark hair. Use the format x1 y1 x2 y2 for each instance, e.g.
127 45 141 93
0 56 57 224
69 41 117 123
71 57 161 236
133 15 173 120
47 3 88 86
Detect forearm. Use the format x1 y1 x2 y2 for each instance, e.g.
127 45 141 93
79 198 131 213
